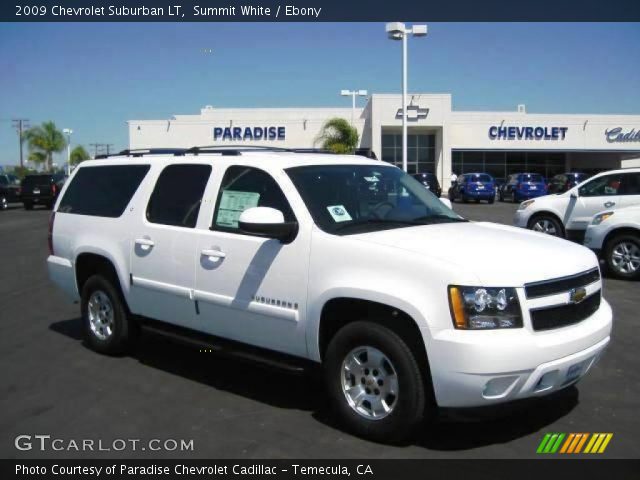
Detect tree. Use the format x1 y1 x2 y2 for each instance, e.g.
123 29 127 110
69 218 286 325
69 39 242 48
70 145 90 165
27 151 47 168
24 121 67 172
315 118 359 154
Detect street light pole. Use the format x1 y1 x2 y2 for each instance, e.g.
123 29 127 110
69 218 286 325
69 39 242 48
340 89 368 127
386 22 427 172
63 128 73 175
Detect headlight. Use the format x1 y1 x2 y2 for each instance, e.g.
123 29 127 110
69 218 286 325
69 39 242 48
518 199 535 210
448 286 522 329
592 211 614 225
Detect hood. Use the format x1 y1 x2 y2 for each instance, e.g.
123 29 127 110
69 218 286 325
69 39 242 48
351 221 598 286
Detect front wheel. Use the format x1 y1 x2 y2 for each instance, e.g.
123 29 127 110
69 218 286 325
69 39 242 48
324 321 430 443
605 234 640 280
529 215 564 237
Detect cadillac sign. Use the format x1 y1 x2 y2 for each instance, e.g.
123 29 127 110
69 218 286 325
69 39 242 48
605 127 640 143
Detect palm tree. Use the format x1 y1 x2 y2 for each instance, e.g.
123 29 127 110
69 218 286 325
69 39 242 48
27 151 47 169
25 121 67 172
315 118 359 154
70 145 90 165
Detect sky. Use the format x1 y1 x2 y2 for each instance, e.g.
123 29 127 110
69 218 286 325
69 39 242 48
0 22 639 166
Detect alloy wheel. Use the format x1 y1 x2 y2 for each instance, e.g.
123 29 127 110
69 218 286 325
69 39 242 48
87 290 115 341
532 219 558 236
611 241 640 274
341 346 399 420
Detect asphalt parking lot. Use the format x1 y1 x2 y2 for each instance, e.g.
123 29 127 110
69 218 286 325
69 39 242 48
1 201 638 459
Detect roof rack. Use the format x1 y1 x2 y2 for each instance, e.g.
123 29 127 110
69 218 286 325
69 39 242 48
93 145 342 159
95 148 187 159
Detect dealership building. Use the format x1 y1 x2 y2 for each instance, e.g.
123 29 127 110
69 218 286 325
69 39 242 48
129 93 640 188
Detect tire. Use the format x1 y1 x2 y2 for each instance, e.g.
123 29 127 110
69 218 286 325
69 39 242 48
81 274 136 355
528 214 564 237
0 196 7 210
498 190 504 202
488 197 495 204
604 233 640 280
23 201 33 210
324 321 430 443
461 192 468 203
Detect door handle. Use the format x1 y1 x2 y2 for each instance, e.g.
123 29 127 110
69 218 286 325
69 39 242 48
135 238 155 247
201 248 226 259
604 201 616 208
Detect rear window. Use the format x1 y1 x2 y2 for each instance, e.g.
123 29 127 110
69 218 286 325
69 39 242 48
22 175 53 186
58 165 150 217
520 174 544 183
468 174 492 182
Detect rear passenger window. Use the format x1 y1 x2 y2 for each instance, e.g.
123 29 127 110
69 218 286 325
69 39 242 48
58 165 150 217
212 166 295 232
146 164 212 228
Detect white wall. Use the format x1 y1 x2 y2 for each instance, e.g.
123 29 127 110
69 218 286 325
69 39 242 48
622 157 640 168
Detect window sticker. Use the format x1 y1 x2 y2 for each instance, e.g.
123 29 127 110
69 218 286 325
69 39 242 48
216 190 260 228
327 205 353 222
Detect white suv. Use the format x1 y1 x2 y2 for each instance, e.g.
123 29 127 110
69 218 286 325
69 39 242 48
47 148 612 442
513 168 640 242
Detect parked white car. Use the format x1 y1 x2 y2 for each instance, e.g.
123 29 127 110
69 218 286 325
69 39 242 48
513 168 640 242
47 148 612 442
584 205 640 280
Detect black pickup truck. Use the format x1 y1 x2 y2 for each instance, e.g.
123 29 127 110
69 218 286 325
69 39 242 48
20 174 66 210
0 173 21 210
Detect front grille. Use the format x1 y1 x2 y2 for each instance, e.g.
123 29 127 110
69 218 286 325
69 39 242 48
530 292 601 331
524 268 600 299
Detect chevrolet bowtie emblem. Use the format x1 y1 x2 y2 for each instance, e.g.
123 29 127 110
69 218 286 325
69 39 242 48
569 287 587 304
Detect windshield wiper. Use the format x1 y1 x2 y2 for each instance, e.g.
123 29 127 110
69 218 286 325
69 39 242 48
411 214 468 224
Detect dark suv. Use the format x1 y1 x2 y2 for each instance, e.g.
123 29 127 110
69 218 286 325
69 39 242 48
0 173 21 210
20 174 66 210
547 172 589 194
412 172 442 197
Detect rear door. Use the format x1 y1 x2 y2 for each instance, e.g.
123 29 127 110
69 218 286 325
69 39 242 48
128 163 212 329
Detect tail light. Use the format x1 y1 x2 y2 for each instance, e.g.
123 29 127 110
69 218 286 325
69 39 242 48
51 183 57 196
516 182 521 190
17 187 21 195
47 212 55 256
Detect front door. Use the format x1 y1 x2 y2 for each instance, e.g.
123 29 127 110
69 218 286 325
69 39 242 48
128 163 212 329
193 165 310 357
565 172 632 232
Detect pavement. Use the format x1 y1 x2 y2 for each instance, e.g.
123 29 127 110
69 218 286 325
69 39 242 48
0 201 638 459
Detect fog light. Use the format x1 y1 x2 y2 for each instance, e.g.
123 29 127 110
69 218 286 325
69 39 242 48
534 370 559 392
482 376 520 399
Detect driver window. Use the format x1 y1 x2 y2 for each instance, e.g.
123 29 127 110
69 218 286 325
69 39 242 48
579 174 623 197
146 164 212 228
212 166 295 232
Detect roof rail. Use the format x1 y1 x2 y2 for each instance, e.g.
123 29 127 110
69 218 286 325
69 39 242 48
95 148 187 159
185 145 293 155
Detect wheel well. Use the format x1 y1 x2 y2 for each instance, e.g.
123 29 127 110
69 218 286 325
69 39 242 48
603 227 640 250
75 253 123 297
527 211 565 234
318 298 430 375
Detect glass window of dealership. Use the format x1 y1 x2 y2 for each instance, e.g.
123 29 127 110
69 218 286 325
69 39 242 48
452 151 568 179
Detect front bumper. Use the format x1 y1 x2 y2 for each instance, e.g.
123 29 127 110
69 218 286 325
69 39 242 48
429 296 612 408
513 209 532 228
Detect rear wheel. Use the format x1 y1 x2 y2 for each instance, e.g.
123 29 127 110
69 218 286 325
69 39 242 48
605 234 640 280
324 321 430 443
81 274 136 355
529 214 564 237
488 197 495 204
23 201 33 210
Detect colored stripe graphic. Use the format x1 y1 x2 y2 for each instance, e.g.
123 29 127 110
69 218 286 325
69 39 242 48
540 433 613 454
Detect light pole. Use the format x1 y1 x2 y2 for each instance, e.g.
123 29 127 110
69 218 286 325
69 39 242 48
63 128 73 175
340 89 368 126
385 22 427 172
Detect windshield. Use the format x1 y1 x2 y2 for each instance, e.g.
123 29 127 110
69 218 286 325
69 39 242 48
22 175 52 186
286 164 465 235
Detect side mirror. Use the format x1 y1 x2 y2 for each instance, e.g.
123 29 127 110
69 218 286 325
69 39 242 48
570 190 578 199
238 207 298 244
440 198 453 209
